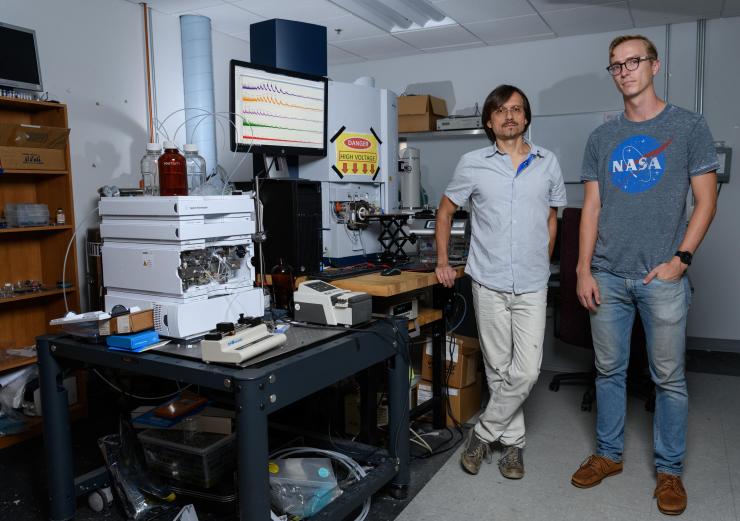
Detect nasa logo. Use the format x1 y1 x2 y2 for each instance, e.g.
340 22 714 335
609 135 670 193
344 137 371 150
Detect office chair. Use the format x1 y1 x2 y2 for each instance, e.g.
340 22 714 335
550 207 655 412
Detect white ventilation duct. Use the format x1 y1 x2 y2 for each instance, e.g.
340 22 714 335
180 15 217 177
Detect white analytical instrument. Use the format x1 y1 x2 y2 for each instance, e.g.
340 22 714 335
99 195 264 339
299 81 400 262
200 321 286 364
293 280 371 326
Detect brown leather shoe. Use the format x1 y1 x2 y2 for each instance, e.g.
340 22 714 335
654 472 687 515
571 455 623 488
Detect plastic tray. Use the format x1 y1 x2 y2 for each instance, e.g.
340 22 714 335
138 429 236 488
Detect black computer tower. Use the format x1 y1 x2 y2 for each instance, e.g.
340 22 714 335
255 179 323 275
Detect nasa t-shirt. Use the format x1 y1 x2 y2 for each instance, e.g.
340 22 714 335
581 104 718 278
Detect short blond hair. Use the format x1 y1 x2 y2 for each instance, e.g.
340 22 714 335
609 35 658 60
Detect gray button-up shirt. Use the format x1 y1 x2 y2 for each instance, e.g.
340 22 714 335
444 140 567 294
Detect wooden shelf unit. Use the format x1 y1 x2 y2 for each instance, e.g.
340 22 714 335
0 97 82 448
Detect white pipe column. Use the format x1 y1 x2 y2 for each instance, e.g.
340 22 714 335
180 15 217 177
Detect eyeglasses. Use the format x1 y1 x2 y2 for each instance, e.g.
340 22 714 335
606 56 655 76
494 105 523 116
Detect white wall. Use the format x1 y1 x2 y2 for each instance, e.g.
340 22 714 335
330 19 740 352
3 2 737 349
1 0 253 310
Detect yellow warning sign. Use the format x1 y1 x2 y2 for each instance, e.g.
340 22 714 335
335 132 378 176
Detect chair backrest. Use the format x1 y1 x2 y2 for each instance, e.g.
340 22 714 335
555 207 646 352
556 208 593 348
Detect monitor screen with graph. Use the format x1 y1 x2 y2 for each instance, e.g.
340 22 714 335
230 59 328 157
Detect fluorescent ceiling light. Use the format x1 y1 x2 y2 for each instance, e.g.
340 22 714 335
329 0 455 33
396 0 446 24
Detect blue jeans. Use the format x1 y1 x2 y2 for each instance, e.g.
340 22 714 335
590 270 691 475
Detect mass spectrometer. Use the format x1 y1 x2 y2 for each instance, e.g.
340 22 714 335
299 81 401 264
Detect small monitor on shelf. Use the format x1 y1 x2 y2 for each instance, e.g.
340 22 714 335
229 59 328 157
0 22 43 93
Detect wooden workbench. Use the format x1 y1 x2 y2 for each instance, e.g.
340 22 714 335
331 266 465 297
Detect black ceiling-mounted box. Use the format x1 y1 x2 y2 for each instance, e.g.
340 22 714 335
249 19 327 78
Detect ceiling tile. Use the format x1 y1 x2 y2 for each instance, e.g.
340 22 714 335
464 14 552 43
432 0 535 23
544 2 633 37
191 3 265 35
722 0 740 17
528 0 615 13
139 0 224 15
331 35 420 60
486 33 558 47
422 41 487 53
230 31 251 42
393 24 481 49
629 0 724 26
227 0 347 23
328 44 365 65
321 15 388 42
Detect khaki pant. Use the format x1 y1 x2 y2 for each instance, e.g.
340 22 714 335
472 282 547 448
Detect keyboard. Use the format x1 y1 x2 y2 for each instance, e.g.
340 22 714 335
309 264 386 281
398 262 436 272
399 261 465 272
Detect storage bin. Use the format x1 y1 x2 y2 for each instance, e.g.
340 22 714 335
4 203 49 227
138 429 236 488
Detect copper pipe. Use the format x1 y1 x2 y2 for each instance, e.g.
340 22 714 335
142 2 154 140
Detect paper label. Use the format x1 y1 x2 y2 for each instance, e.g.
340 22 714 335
424 336 460 362
116 316 131 333
334 132 379 176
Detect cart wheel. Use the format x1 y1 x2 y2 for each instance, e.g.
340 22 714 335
88 487 113 512
388 484 408 500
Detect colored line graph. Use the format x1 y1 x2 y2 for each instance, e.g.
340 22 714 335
242 135 322 145
235 68 325 149
242 95 322 111
242 120 322 134
242 82 323 101
241 109 322 124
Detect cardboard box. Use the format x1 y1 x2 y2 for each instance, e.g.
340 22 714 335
0 123 69 171
100 309 155 335
398 95 448 132
418 377 482 427
421 334 479 388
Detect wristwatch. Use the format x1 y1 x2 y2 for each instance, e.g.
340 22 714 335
675 250 693 266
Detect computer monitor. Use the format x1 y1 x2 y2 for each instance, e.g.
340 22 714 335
230 59 327 157
0 22 43 92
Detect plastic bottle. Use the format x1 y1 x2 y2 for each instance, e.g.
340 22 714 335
158 142 187 196
271 258 295 313
140 142 162 195
183 144 207 194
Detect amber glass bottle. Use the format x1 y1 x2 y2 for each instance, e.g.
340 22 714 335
158 141 187 196
271 258 295 312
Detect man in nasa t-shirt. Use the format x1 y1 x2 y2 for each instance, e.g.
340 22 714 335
570 35 718 516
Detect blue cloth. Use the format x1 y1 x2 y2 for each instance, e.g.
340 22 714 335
590 270 691 475
444 140 567 294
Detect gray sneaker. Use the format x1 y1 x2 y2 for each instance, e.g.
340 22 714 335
498 446 524 479
460 430 491 475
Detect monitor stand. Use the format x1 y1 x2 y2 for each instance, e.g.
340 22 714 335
265 155 290 178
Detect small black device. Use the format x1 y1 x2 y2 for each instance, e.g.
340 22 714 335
381 267 402 277
675 250 693 266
